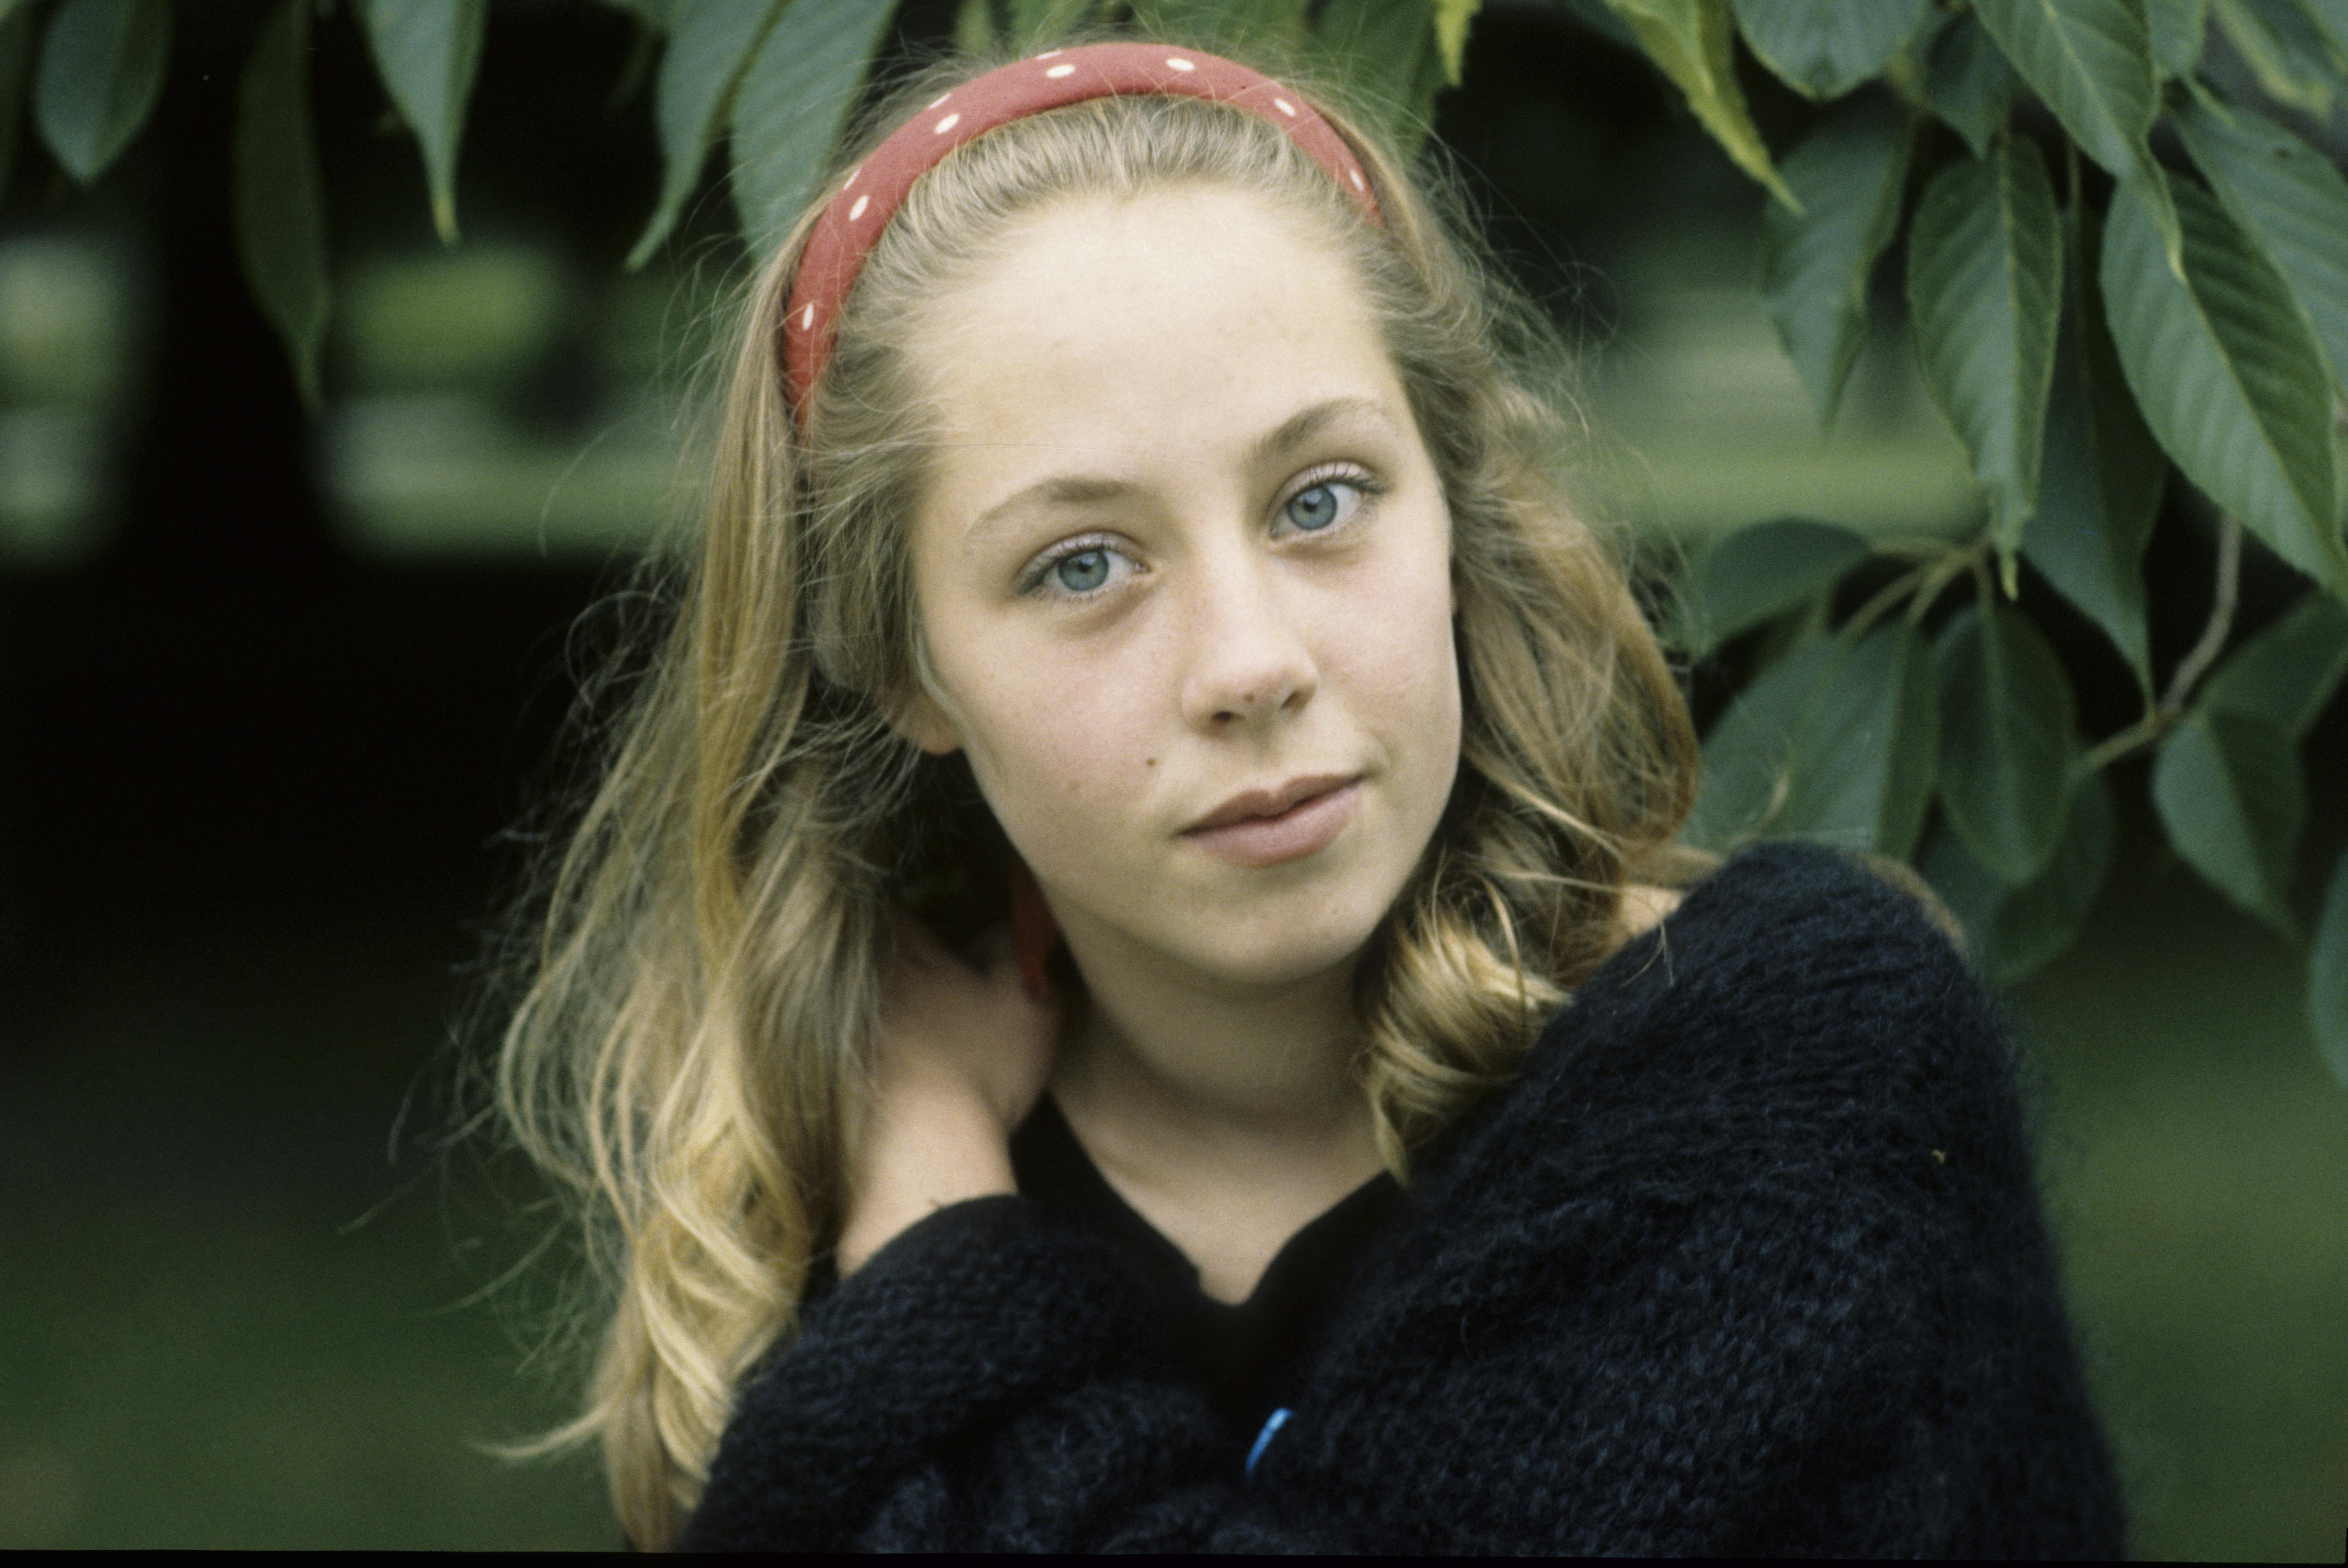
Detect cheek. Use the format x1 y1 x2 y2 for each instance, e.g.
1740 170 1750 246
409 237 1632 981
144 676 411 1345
945 657 1158 853
1331 544 1463 757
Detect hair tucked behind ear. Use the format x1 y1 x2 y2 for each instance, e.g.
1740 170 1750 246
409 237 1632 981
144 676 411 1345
488 41 1697 1551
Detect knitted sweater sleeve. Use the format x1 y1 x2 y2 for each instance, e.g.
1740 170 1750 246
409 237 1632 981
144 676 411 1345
680 1193 1314 1552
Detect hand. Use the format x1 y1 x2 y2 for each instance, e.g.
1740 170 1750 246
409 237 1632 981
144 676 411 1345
835 912 1064 1277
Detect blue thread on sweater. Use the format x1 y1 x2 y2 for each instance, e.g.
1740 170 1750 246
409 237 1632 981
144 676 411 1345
1245 1407 1292 1479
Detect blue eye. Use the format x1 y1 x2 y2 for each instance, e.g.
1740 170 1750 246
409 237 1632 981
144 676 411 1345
1285 483 1343 531
1282 478 1373 534
1051 548 1112 593
1026 539 1135 598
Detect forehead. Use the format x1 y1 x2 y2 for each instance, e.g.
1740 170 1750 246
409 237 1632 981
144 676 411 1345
910 184 1398 469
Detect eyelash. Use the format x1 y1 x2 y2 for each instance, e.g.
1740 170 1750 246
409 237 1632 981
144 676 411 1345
1016 462 1387 601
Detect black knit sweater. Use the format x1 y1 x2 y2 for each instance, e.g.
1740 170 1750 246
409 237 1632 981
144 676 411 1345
684 843 2129 1555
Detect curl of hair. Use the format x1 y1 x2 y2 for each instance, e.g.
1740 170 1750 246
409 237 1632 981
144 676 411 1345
490 41 1698 1551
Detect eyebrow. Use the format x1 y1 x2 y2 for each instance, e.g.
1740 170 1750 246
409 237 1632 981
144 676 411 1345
963 395 1398 546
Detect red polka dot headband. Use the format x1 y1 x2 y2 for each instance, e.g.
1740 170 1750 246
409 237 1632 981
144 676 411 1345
780 41 1384 428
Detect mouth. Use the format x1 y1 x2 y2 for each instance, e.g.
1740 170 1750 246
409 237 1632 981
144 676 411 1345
1181 774 1362 868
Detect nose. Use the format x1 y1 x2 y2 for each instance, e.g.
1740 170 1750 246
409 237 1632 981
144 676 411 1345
1177 545 1319 732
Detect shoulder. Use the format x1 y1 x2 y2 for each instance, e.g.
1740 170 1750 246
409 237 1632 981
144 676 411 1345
1602 841 1966 954
1580 840 1985 1058
1638 840 1979 1023
1355 838 2049 1375
1304 842 2117 1556
1421 841 2024 1219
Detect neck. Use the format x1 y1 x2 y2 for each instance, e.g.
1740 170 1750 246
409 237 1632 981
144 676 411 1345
1045 926 1382 1203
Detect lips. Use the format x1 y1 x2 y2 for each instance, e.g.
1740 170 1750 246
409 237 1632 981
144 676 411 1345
1181 774 1362 868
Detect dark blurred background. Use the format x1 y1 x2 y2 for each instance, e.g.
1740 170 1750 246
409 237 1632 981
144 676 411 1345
2 0 2343 1552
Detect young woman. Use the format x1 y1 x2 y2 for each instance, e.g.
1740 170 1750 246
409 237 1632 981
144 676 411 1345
495 39 2128 1554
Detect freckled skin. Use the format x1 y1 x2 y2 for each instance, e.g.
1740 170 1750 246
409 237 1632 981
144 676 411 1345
898 186 1463 1001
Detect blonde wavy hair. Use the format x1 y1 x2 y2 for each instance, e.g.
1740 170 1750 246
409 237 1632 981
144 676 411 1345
491 42 1699 1551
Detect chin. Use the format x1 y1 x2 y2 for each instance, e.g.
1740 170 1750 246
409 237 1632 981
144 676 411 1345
1171 882 1397 990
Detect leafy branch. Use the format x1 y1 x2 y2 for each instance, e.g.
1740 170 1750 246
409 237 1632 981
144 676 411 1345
2083 513 2243 773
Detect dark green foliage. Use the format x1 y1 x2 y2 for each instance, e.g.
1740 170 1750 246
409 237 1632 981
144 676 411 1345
32 0 168 184
1935 601 2078 883
1761 93 1912 424
232 0 329 408
2155 707 2306 938
1907 133 2062 575
1923 13 2015 156
1682 517 1870 653
1732 0 1930 99
2103 169 2344 592
1920 763 2113 984
359 0 487 244
2023 200 2162 689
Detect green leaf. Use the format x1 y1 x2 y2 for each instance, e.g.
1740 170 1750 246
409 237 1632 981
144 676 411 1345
1604 0 1797 207
1683 517 1871 653
2148 0 2210 72
1556 0 1643 50
1971 0 2156 168
1685 626 1938 857
1730 0 1930 99
629 0 786 270
2025 198 2162 688
1987 761 2114 980
1934 602 2078 881
598 0 674 27
955 0 998 54
1917 817 2008 963
1007 0 1098 49
1921 763 2114 983
730 0 898 260
1924 13 2016 157
2101 168 2345 593
2175 91 2348 408
232 0 330 410
1138 0 1314 52
1759 92 1913 425
1686 638 1835 851
32 0 169 185
1315 0 1440 151
1971 0 2181 266
1777 622 1939 858
2295 0 2348 61
359 0 486 245
2153 706 2304 936
2211 0 2342 116
2200 588 2348 737
1907 135 2063 564
2312 847 2348 1087
0 3 34 197
1434 0 1480 85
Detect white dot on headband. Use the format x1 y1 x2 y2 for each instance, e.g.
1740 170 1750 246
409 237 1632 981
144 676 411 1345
927 92 952 109
800 304 815 331
849 194 870 220
1165 56 1194 71
1275 97 1297 117
1046 63 1075 78
935 112 960 133
1351 169 1366 190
